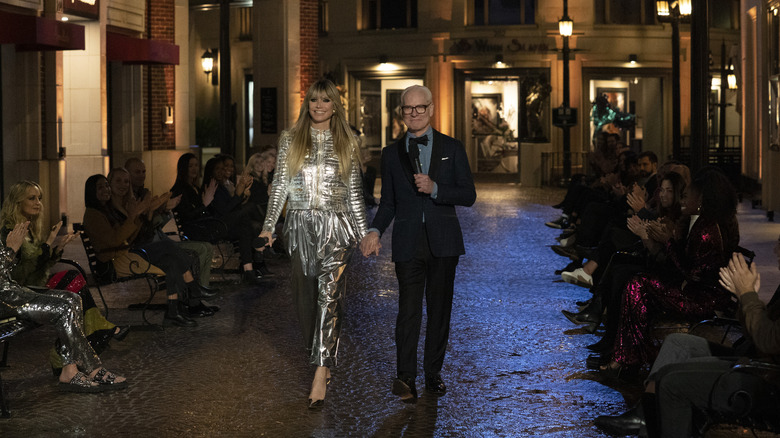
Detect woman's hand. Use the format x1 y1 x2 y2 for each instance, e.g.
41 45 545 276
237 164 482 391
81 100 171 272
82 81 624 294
166 193 182 211
203 179 217 207
626 215 648 240
626 184 647 213
236 174 254 197
52 230 80 252
647 219 673 244
258 230 275 250
46 221 63 246
6 222 29 253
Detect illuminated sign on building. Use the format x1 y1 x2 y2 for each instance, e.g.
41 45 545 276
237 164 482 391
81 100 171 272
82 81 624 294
63 0 99 20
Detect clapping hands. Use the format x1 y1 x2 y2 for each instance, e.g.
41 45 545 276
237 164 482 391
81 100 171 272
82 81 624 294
5 222 29 252
47 221 80 252
719 252 760 297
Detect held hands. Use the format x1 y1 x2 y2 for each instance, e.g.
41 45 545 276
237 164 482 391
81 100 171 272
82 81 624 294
360 231 381 257
257 231 275 251
719 252 760 297
6 222 29 253
203 179 218 206
413 174 434 194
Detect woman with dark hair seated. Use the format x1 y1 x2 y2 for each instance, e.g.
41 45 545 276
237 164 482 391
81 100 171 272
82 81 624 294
597 168 739 376
1 222 126 392
0 181 129 372
170 153 268 284
82 174 200 327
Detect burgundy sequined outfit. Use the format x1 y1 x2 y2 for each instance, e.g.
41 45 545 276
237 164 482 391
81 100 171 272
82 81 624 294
612 217 734 366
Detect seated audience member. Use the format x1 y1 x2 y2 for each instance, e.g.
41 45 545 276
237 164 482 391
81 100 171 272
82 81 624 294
595 168 739 375
0 222 127 392
594 240 780 437
170 153 269 284
124 157 218 294
108 167 217 317
360 147 377 207
0 181 128 364
82 174 198 327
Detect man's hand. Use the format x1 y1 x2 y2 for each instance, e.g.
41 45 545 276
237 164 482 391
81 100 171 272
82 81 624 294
360 231 381 257
719 252 760 297
414 174 434 194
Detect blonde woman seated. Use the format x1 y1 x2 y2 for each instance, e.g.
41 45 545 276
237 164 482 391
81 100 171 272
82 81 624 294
0 181 129 372
1 222 126 392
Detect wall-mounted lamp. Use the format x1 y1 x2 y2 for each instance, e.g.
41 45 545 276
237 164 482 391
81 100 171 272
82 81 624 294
494 54 507 68
727 65 737 90
164 106 174 125
628 54 638 65
201 49 218 86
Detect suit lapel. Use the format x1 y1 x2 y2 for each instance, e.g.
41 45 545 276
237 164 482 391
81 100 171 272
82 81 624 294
429 130 443 181
396 135 416 187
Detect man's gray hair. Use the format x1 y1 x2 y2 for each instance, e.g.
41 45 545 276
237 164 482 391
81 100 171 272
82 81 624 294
401 85 432 105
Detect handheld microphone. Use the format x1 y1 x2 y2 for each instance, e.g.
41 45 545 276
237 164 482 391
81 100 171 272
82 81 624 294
408 145 423 174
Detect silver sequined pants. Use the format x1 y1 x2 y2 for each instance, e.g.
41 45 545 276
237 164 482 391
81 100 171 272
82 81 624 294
285 209 357 368
3 287 101 373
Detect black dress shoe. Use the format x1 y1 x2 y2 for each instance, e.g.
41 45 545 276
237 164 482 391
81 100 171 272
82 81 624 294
185 302 215 318
391 377 417 403
424 374 447 396
551 245 580 260
594 406 645 436
561 310 600 333
200 285 221 293
189 284 217 299
112 325 130 342
242 270 272 285
163 311 198 327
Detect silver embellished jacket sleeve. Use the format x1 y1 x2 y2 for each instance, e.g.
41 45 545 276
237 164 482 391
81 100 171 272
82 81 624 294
263 131 292 233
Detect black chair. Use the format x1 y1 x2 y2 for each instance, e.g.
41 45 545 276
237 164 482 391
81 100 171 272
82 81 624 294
72 223 166 327
0 317 38 418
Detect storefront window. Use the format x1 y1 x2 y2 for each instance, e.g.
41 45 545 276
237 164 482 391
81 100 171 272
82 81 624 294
361 0 417 30
472 0 535 26
462 70 550 173
709 0 739 29
353 77 424 152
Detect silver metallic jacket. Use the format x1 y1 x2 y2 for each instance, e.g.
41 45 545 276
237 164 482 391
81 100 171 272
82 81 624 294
262 128 368 240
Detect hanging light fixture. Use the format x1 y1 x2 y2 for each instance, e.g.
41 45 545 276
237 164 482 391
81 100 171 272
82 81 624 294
727 64 737 90
678 0 692 16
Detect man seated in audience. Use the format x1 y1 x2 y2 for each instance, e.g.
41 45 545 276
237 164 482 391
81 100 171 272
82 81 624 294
124 157 218 295
593 237 780 437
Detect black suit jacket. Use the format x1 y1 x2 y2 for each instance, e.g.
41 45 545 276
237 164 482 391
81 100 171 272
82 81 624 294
371 129 476 263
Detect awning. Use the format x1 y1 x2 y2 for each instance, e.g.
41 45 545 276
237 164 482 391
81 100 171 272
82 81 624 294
106 32 179 65
0 11 85 51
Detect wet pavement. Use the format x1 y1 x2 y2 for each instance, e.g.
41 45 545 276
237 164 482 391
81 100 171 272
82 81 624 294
2 183 780 437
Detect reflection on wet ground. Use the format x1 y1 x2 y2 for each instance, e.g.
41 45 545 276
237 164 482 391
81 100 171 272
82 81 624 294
2 183 779 437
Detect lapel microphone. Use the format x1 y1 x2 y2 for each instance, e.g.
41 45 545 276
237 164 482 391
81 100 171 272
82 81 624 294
408 142 423 174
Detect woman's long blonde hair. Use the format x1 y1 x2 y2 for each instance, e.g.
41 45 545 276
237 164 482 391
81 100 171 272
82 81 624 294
0 181 45 243
285 79 358 183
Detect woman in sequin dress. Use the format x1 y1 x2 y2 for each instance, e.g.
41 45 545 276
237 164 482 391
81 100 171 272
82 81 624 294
0 222 127 392
259 79 368 409
600 169 739 374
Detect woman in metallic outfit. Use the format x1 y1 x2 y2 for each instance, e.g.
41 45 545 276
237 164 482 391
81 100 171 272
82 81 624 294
259 79 368 408
0 222 126 392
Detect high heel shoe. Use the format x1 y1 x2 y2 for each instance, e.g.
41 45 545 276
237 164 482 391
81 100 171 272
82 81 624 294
307 398 324 409
599 361 638 380
112 325 130 341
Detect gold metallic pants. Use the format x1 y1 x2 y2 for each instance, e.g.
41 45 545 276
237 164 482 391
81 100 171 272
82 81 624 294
285 209 358 367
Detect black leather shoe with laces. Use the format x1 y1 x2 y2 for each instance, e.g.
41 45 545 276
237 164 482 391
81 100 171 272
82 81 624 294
391 376 417 403
425 374 447 396
594 406 645 436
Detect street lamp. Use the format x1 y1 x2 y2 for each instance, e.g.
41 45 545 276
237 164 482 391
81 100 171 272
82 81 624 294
656 1 691 160
201 49 218 86
558 0 573 182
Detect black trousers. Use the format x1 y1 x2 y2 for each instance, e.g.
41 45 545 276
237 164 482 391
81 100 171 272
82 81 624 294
394 228 459 379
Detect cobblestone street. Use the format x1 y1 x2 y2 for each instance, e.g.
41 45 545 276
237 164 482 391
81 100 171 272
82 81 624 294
1 183 779 437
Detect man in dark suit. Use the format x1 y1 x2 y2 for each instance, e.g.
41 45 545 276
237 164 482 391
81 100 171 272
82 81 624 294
360 85 476 403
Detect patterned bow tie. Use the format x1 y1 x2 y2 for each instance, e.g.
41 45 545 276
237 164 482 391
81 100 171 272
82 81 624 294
409 136 428 147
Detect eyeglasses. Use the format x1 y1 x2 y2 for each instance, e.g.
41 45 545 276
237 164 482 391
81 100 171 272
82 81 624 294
400 104 430 115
